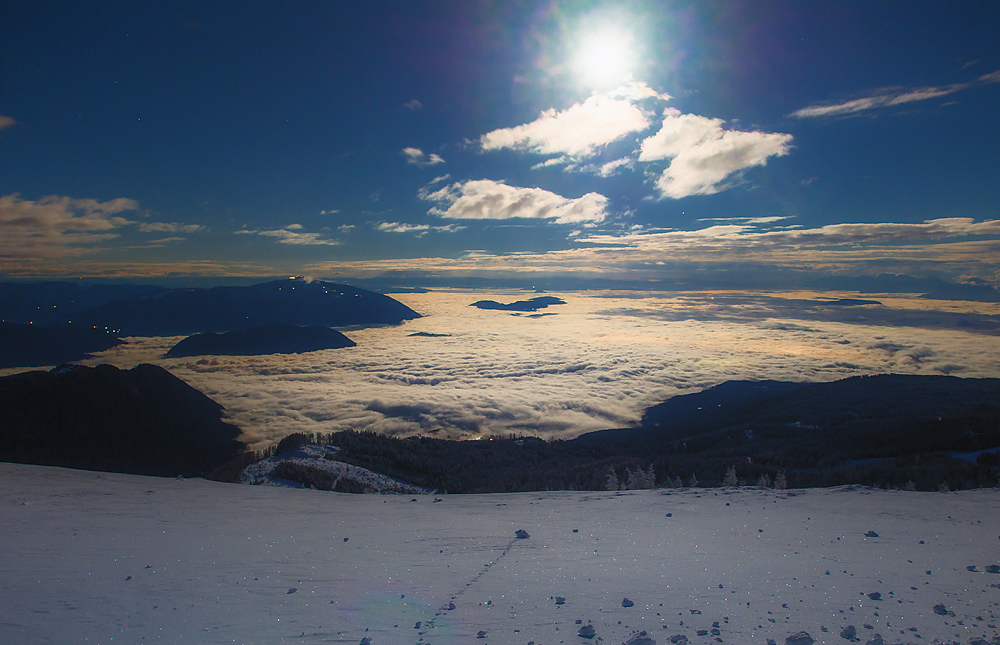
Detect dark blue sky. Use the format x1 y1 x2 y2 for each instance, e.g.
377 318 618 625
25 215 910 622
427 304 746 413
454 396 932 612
2 1 999 287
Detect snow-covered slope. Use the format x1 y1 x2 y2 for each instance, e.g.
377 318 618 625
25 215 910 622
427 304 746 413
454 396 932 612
241 443 430 494
2 462 998 645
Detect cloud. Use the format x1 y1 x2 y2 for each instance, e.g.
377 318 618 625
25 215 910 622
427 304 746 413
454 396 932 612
420 179 610 224
638 111 793 198
302 215 1000 289
374 221 465 236
477 81 790 198
404 99 422 110
479 83 662 159
791 69 1000 118
569 156 635 177
137 222 204 233
235 225 340 246
0 116 16 130
402 147 445 167
319 209 339 215
0 193 140 258
83 289 1000 446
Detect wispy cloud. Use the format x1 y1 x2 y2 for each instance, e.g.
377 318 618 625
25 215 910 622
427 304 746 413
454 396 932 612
235 225 340 246
791 69 1000 118
402 147 445 167
374 221 465 236
0 116 16 130
404 99 422 111
639 111 793 198
421 179 610 224
0 193 139 258
137 222 204 233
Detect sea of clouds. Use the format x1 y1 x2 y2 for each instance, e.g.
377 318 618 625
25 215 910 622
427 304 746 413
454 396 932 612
80 289 1000 449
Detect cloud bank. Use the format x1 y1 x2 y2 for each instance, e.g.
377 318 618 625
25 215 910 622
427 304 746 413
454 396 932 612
0 193 137 258
74 289 1000 449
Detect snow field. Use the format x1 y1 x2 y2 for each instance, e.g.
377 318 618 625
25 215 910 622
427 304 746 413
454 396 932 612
2 463 999 645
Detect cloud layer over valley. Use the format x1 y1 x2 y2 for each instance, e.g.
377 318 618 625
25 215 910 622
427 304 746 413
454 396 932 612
39 289 1000 451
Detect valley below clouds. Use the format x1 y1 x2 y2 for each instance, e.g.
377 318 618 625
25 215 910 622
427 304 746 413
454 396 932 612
68 290 1000 450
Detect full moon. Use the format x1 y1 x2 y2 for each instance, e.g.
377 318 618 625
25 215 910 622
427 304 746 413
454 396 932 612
573 27 635 88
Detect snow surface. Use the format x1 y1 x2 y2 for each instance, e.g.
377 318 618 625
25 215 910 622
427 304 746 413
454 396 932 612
2 462 999 645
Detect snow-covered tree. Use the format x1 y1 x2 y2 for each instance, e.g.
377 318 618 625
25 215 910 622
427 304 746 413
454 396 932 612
605 468 620 492
723 465 738 487
774 471 787 490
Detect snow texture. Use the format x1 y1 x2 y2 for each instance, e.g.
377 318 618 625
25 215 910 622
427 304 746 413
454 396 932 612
2 462 999 645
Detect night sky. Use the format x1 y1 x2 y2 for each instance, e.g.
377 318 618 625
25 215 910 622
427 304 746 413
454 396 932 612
2 1 999 286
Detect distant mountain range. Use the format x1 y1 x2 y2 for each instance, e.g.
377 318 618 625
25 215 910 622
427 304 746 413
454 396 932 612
166 324 356 357
0 278 419 366
0 363 242 477
65 279 420 336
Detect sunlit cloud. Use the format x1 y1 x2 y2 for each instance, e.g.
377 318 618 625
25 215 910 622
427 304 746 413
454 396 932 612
235 225 340 246
0 115 16 130
421 179 610 224
639 111 793 198
374 221 465 236
402 147 445 166
479 81 665 160
319 209 339 215
0 193 139 258
791 69 1000 118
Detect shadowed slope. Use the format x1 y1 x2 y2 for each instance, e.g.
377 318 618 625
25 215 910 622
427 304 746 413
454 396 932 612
0 363 242 476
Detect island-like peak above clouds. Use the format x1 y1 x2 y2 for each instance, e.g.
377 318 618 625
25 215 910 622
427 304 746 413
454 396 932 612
166 324 356 358
470 296 566 312
66 279 421 336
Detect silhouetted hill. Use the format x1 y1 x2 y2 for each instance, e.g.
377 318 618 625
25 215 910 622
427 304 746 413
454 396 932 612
317 374 1000 492
0 364 242 477
470 296 566 312
166 324 356 357
0 323 125 368
0 281 166 325
68 278 421 336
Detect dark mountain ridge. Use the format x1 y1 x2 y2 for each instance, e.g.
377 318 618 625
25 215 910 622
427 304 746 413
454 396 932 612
316 374 1000 493
67 278 421 336
0 363 242 477
166 324 356 357
0 323 125 368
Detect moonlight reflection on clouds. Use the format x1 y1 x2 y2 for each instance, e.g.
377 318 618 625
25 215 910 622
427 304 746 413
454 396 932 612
74 290 1000 450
